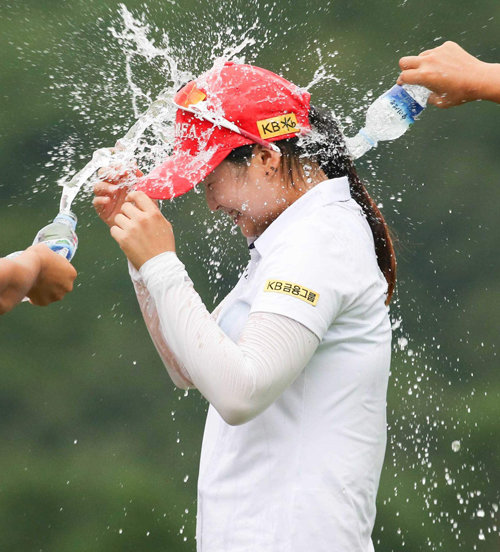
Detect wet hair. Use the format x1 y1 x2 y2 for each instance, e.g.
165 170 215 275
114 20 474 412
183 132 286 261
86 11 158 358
225 105 396 304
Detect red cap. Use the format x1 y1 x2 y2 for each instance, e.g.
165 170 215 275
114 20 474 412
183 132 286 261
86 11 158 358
135 61 311 200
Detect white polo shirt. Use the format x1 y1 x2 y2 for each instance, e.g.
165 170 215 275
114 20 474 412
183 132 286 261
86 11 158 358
196 177 391 552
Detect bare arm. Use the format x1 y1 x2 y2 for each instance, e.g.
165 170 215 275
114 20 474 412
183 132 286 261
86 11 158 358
0 244 76 314
398 41 500 108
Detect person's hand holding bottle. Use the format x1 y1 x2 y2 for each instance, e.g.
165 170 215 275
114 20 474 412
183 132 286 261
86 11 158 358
0 244 77 314
398 41 500 108
27 244 77 306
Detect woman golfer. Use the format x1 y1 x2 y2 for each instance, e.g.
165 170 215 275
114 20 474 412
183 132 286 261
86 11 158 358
94 61 395 552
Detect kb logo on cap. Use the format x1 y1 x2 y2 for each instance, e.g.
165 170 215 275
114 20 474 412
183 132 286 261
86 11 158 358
257 113 300 140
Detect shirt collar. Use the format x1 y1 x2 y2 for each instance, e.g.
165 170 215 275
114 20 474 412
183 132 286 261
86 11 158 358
247 176 351 257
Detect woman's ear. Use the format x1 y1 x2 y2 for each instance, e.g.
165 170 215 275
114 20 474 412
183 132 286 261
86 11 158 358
253 145 281 173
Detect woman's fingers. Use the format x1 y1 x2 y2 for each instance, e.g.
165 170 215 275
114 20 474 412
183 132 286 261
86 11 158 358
107 193 175 270
114 212 132 230
92 195 110 207
109 224 126 243
96 163 143 185
111 194 158 233
125 190 157 212
93 181 122 196
96 162 126 179
114 199 145 228
96 165 122 182
93 181 110 195
92 196 110 218
93 157 145 230
120 200 142 219
93 185 129 227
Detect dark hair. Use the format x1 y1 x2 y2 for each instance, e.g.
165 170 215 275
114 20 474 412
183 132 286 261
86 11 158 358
225 105 396 304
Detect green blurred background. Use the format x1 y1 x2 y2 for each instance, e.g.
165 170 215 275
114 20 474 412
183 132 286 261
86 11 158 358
1 0 499 550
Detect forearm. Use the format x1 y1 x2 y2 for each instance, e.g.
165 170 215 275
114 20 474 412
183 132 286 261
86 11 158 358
128 261 194 389
139 253 319 425
0 250 40 314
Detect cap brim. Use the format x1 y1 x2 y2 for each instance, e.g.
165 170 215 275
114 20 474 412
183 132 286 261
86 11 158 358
135 146 233 200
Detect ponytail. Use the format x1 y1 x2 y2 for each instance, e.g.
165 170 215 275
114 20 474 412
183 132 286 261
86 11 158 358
307 105 396 304
225 105 396 304
346 165 396 303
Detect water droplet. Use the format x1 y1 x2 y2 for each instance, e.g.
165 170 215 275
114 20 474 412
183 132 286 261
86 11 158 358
398 337 408 350
451 440 461 452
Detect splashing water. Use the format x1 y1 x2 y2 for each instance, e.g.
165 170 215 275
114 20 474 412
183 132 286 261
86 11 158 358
40 3 499 550
58 91 175 213
58 4 191 213
57 4 265 215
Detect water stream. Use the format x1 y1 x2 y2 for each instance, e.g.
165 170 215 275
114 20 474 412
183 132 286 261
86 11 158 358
58 93 174 213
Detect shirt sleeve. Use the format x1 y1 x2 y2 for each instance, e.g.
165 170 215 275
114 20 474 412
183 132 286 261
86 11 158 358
137 252 319 425
128 260 194 389
250 216 362 341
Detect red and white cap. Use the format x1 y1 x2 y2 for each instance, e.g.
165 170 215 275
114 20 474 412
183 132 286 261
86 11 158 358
135 61 311 200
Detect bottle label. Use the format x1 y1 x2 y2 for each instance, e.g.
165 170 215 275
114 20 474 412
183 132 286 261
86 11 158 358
384 85 424 124
43 239 75 261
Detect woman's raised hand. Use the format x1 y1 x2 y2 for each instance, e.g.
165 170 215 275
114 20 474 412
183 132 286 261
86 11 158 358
110 191 176 271
93 164 144 227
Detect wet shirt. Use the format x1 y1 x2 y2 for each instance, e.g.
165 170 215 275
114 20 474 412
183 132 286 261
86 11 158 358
196 177 392 552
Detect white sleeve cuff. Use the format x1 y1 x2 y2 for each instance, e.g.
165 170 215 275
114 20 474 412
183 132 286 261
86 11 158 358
128 260 143 283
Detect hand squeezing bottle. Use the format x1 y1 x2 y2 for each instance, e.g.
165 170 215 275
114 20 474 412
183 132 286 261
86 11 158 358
345 84 431 159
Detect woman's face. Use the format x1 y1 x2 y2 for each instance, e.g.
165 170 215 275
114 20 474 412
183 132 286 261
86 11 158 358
202 148 293 238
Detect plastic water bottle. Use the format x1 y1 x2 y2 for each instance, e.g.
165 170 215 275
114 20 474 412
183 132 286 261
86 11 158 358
32 211 79 261
5 212 78 303
7 211 78 262
345 84 431 159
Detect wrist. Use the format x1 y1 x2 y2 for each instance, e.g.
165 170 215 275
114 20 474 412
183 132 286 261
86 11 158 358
139 251 187 294
129 248 172 271
479 62 500 103
17 246 44 281
139 250 178 277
